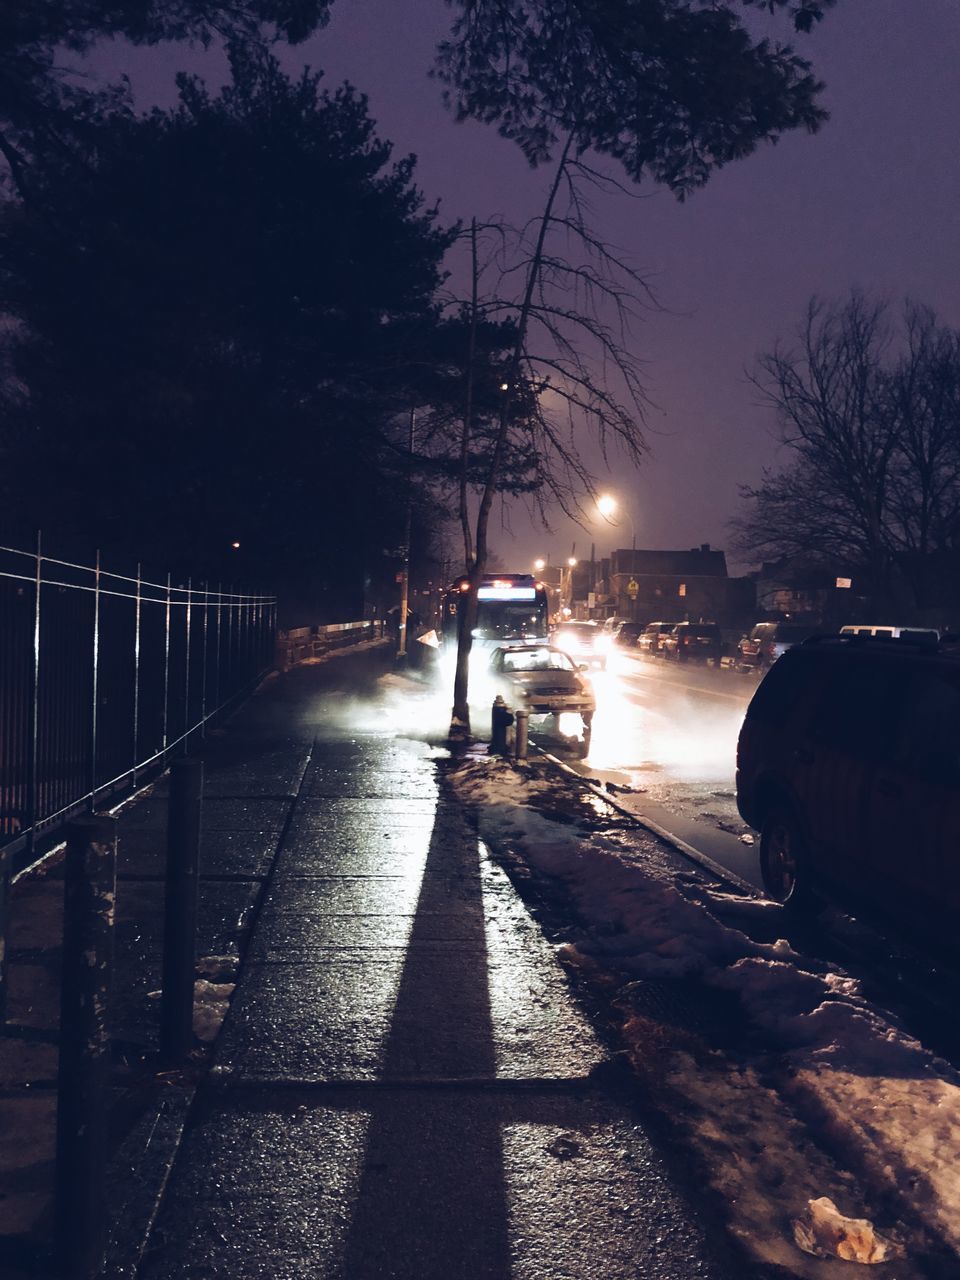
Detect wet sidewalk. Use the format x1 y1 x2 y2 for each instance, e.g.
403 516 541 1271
2 654 744 1279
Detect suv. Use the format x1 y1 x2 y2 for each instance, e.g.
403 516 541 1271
736 635 960 938
737 621 819 670
661 622 723 665
637 621 675 656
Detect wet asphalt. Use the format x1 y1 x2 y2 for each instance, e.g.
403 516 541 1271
135 654 748 1280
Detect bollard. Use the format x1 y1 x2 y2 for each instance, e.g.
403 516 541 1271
55 814 117 1280
160 757 203 1065
514 708 529 760
490 696 514 755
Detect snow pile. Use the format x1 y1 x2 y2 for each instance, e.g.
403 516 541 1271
449 755 960 1272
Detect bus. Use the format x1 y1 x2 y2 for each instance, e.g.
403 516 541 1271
440 573 550 648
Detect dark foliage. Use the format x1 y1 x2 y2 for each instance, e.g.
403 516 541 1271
436 0 834 198
0 49 455 611
0 1 336 196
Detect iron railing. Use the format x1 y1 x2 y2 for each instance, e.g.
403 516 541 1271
0 537 276 864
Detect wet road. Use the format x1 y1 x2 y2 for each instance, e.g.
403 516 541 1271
137 659 749 1280
564 651 764 888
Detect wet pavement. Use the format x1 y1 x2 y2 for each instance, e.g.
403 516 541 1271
137 658 746 1280
2 651 752 1279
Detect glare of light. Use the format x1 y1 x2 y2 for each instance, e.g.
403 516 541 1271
597 494 617 520
230 540 241 550
534 558 545 571
500 381 510 392
567 556 577 567
558 712 583 737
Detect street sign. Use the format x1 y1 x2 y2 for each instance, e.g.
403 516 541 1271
627 579 639 599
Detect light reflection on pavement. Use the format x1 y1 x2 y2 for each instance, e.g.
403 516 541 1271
570 652 765 886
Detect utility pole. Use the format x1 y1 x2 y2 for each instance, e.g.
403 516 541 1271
397 406 415 661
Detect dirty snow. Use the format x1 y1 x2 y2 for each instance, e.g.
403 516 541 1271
449 754 960 1276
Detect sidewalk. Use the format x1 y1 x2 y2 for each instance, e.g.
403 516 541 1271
1 652 746 1279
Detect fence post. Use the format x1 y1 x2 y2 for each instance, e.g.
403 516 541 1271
160 757 203 1064
0 852 10 1023
55 814 117 1279
90 550 101 806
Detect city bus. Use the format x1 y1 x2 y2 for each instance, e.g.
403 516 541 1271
440 573 550 649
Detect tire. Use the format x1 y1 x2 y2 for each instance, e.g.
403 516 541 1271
759 807 816 913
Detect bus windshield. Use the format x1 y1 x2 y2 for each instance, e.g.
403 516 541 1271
442 574 549 646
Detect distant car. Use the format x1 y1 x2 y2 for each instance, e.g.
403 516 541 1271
839 624 939 642
661 622 723 664
553 620 606 669
738 622 820 670
736 633 960 942
637 621 675 656
489 643 595 755
611 621 644 648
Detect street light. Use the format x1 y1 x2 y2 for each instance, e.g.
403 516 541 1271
597 493 636 551
564 556 578 613
534 558 545 572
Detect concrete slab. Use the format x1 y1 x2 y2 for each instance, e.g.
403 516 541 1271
136 1088 736 1280
215 951 604 1084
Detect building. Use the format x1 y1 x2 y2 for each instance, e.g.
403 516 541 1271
600 544 754 626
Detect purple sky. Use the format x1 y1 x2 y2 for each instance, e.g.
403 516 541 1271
97 0 960 573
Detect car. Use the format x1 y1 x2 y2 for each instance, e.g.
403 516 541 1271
489 643 596 755
637 621 675 656
660 621 723 664
736 633 960 941
737 621 820 670
839 623 939 642
611 621 644 648
552 620 606 669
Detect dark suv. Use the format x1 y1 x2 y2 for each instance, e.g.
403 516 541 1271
737 621 819 670
661 622 723 665
736 634 960 937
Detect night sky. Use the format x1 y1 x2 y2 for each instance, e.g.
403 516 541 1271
94 0 960 572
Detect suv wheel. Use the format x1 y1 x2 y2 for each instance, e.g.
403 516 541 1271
759 808 815 913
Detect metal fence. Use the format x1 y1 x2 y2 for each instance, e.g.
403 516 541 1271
0 537 276 863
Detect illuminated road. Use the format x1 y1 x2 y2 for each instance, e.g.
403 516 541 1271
564 650 765 888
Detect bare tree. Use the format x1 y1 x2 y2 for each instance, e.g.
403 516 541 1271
436 0 835 738
734 294 960 612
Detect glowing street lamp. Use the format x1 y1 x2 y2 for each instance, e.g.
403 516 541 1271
596 493 635 551
534 558 546 572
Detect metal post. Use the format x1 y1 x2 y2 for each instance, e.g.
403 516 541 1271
0 852 10 1023
160 757 203 1064
27 531 42 855
397 406 415 661
55 814 117 1279
183 578 192 750
132 562 141 783
162 572 172 754
514 709 529 760
200 582 209 739
90 551 101 805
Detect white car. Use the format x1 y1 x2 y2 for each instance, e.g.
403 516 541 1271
488 643 596 755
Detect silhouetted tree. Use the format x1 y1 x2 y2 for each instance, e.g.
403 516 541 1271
436 0 836 736
0 0 336 197
0 49 455 612
733 294 960 614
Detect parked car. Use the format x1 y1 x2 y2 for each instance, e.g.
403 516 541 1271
488 643 595 755
839 623 940 642
737 621 820 670
611 621 644 648
736 634 960 940
660 622 723 664
637 621 675 656
553 620 606 669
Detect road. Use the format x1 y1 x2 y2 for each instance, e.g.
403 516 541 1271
562 650 764 887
